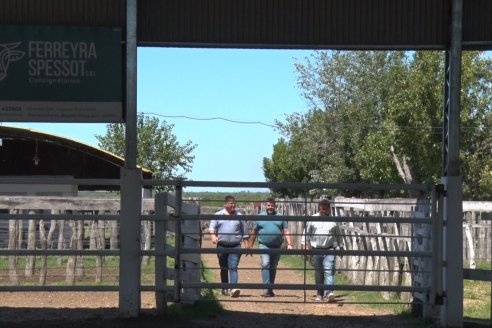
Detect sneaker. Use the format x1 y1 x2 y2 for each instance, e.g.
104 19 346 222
230 289 241 297
327 292 335 302
221 289 229 296
314 294 324 301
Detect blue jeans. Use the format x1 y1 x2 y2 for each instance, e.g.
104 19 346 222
312 254 335 296
217 244 241 286
259 243 281 293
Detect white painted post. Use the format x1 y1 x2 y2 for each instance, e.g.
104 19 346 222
119 168 142 317
441 176 464 327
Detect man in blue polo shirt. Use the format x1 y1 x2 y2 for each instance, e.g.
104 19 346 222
209 195 250 298
249 198 293 297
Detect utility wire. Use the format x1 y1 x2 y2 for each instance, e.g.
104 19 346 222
143 112 277 128
142 112 487 133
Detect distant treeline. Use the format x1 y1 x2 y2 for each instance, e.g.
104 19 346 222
78 190 272 207
183 191 271 207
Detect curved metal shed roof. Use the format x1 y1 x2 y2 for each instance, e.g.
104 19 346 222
0 126 152 190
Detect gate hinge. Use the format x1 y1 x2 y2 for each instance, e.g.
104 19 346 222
436 183 447 196
434 293 444 305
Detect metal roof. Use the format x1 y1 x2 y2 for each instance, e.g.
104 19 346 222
0 126 152 190
0 0 490 50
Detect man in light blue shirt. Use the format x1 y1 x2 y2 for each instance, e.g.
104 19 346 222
209 195 249 297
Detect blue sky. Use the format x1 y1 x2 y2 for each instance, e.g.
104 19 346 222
6 47 313 191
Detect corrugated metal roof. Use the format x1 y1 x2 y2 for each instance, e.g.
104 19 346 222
463 0 492 49
0 0 490 50
0 0 125 26
137 0 450 49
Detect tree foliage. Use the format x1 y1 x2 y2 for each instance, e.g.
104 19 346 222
263 51 492 199
96 113 196 190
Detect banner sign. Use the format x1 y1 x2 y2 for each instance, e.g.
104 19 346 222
0 25 123 122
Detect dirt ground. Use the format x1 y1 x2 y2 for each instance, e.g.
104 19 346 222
0 240 436 328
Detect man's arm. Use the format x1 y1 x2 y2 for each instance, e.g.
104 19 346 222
334 224 344 250
300 222 311 250
249 228 258 248
209 230 219 244
240 219 251 247
209 220 218 244
283 228 293 249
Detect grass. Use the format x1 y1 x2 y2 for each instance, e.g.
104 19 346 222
0 255 116 269
183 191 270 207
164 261 223 319
464 262 492 321
1 255 157 286
2 252 490 322
283 255 492 322
281 255 427 319
1 253 224 320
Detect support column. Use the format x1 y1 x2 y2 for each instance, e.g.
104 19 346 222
441 0 463 326
119 0 140 317
125 0 138 169
119 168 142 316
440 176 463 327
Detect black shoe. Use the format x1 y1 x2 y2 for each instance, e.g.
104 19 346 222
261 290 275 297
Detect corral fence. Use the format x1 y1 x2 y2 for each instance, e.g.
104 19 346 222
0 178 491 323
193 192 441 319
293 199 490 262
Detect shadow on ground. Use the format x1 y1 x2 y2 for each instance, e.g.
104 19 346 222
0 307 489 328
0 306 447 328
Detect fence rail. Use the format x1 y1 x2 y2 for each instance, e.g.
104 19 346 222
0 178 490 323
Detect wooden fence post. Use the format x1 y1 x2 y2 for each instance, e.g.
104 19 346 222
8 210 19 285
25 211 36 277
38 219 47 285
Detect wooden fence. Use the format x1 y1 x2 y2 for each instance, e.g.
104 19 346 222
274 197 424 300
0 194 203 306
274 197 492 300
0 196 164 286
275 197 492 261
462 202 492 267
0 196 490 293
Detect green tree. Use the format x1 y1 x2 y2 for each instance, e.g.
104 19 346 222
96 113 196 191
264 51 492 199
263 137 313 197
357 51 445 186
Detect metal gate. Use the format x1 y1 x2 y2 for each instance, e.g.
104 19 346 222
0 178 444 321
153 181 442 320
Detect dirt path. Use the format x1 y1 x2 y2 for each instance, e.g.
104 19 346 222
0 240 435 327
201 238 374 312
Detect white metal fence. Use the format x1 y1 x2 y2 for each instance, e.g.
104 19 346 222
1 177 490 323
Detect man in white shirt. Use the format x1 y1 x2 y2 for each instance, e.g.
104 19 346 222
301 199 343 302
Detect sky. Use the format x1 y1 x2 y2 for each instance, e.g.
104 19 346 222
6 47 313 191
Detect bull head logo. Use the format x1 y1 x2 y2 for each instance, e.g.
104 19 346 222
0 42 25 82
